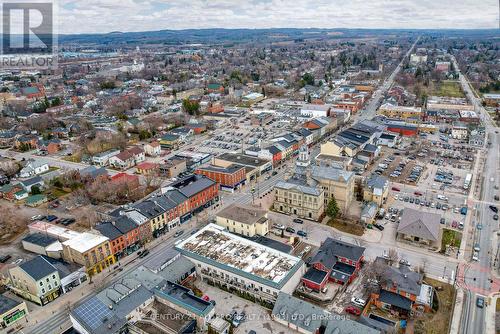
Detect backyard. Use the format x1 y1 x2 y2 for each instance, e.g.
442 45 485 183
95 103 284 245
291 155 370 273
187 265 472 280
414 277 455 334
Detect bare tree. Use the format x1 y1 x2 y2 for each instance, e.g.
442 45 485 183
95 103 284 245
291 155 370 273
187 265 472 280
387 248 399 266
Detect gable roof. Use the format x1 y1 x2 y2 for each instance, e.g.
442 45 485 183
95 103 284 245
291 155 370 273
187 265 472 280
18 255 57 281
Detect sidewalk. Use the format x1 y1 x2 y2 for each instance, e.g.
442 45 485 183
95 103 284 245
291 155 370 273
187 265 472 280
449 287 465 334
485 293 498 334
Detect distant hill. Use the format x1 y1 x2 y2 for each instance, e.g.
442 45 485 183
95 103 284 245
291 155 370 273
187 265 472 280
57 28 499 47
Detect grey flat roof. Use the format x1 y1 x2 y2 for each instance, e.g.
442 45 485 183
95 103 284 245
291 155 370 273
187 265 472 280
216 203 267 225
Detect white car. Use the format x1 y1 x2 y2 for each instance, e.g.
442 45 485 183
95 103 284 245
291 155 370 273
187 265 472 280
272 223 285 230
351 297 366 307
30 215 42 221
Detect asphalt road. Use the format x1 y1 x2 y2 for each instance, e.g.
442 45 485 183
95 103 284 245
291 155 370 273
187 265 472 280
358 37 419 122
453 55 499 334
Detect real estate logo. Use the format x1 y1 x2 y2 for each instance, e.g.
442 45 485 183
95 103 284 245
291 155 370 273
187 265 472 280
1 1 57 69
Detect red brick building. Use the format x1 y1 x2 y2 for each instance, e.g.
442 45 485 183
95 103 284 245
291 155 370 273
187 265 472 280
110 173 140 189
170 174 219 213
195 164 246 191
301 238 365 292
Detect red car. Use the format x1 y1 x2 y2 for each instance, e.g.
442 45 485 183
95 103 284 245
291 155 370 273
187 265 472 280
345 306 361 316
414 191 423 196
392 187 400 192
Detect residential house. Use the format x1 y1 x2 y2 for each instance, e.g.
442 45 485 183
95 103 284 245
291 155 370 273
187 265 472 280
302 237 365 291
20 175 44 193
19 159 49 178
160 133 181 149
91 149 120 167
136 162 159 175
0 183 25 201
170 127 194 142
370 258 433 317
144 140 161 157
110 173 140 189
78 165 108 182
25 194 48 207
8 255 62 306
363 175 389 206
109 146 145 170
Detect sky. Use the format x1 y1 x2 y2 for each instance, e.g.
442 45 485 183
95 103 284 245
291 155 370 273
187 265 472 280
55 0 499 34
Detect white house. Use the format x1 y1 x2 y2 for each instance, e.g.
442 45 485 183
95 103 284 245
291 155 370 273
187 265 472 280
19 160 49 178
91 149 120 167
144 140 161 157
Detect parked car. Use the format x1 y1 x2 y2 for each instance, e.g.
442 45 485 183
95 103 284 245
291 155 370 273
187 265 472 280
285 227 295 233
351 297 366 308
345 306 361 316
139 249 149 258
399 259 411 266
297 230 307 237
293 218 303 224
489 205 498 213
46 215 58 222
273 223 285 230
373 223 384 231
0 255 12 263
30 215 42 221
476 297 485 308
174 230 184 238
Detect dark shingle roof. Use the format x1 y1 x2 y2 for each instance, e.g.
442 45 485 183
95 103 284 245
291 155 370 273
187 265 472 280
94 222 123 240
22 233 57 247
311 238 365 268
19 255 57 281
378 290 412 311
0 295 23 314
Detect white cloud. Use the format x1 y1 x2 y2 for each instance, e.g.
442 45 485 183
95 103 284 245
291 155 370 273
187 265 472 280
57 0 499 34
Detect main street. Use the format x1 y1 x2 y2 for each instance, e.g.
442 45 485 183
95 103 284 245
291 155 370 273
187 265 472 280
451 55 500 334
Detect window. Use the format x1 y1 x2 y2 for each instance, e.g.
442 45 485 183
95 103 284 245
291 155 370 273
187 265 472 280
42 288 45 294
39 282 43 286
54 281 58 286
52 274 56 279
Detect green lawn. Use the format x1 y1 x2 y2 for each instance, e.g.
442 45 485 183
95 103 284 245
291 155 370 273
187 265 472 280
433 81 465 98
441 228 462 250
